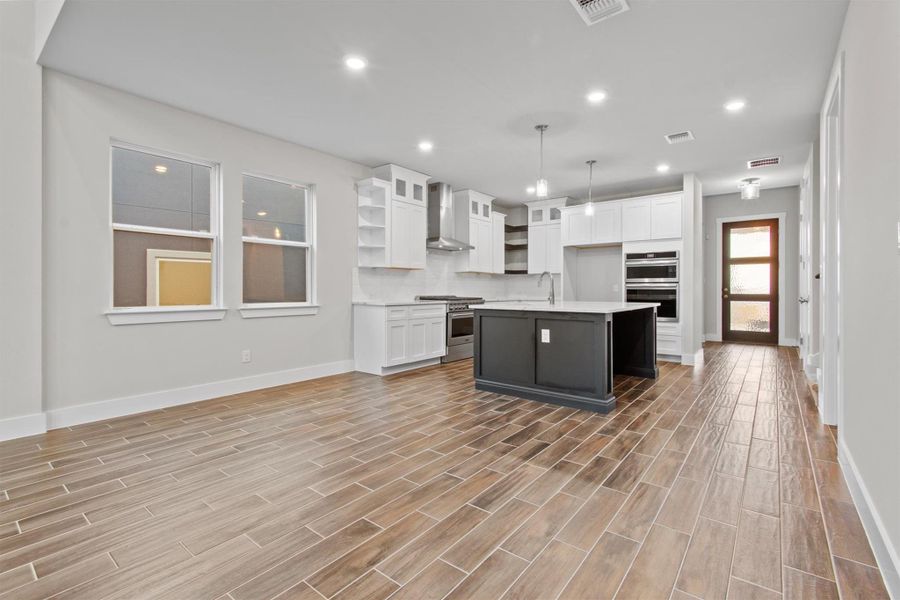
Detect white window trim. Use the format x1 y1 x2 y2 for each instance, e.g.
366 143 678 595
240 172 317 318
107 140 224 326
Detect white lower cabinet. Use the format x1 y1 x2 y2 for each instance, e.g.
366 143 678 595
354 304 446 375
656 321 682 357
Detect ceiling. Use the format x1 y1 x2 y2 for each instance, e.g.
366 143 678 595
40 0 847 206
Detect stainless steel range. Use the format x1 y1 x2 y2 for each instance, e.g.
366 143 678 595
415 295 485 362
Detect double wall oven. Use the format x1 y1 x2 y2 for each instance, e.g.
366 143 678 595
625 251 679 322
415 295 484 362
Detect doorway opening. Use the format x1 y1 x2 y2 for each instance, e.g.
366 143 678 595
721 219 779 344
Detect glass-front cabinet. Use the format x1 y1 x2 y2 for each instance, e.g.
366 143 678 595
372 164 429 207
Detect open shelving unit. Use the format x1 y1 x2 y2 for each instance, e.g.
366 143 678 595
504 223 528 274
357 178 390 268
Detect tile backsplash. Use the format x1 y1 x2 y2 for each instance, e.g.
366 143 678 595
352 250 548 302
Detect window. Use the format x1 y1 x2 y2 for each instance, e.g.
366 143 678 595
108 143 223 325
240 174 316 317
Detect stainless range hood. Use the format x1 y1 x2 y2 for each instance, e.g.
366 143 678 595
426 182 473 251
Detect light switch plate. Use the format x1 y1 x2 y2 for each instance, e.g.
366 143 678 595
541 329 550 343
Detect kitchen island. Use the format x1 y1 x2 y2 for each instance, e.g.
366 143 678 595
473 301 659 413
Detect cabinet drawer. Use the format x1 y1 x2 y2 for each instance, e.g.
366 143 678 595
385 306 409 321
656 322 682 337
409 305 446 319
657 334 681 356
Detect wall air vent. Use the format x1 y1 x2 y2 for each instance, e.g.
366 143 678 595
664 130 695 145
569 0 630 26
747 156 782 169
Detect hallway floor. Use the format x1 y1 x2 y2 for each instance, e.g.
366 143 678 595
0 343 889 599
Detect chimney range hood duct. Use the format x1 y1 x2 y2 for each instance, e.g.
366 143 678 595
426 182 474 251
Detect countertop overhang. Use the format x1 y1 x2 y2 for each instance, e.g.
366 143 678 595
474 301 660 314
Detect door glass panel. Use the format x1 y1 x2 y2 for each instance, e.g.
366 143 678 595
395 178 406 197
730 263 770 294
550 207 561 220
532 209 543 223
729 226 770 258
471 200 478 215
482 204 490 218
451 315 474 337
730 301 771 332
413 183 423 201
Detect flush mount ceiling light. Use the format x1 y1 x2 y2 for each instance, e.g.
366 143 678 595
344 55 367 71
154 165 167 174
417 140 433 152
534 124 550 198
656 164 670 173
584 160 597 215
256 210 268 217
740 177 761 200
725 99 746 113
586 90 607 104
526 186 536 195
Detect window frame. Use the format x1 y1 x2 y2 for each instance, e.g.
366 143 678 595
106 140 225 325
239 171 318 318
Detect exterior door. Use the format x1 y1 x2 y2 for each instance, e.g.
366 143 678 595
722 219 779 344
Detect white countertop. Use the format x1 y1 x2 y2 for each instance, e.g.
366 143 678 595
352 300 447 307
475 301 659 314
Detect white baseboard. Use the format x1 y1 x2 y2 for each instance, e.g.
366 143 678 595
45 359 355 431
0 412 48 442
838 438 900 598
703 333 722 342
781 337 799 347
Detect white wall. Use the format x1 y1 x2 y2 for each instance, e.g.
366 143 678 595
831 1 900 593
0 2 45 438
702 186 800 342
42 71 370 421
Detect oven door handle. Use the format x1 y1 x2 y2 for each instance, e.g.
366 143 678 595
625 259 679 266
625 283 678 289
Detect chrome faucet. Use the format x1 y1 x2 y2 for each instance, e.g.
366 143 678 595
538 271 556 305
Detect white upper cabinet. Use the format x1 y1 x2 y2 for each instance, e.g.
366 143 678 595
528 197 565 226
546 223 562 273
560 201 623 246
390 200 426 269
372 164 429 207
454 190 498 273
528 223 548 274
650 194 683 240
492 212 506 274
621 198 652 241
526 198 566 274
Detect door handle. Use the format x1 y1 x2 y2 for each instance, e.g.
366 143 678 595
799 297 809 304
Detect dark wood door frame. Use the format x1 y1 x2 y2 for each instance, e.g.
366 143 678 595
722 218 779 345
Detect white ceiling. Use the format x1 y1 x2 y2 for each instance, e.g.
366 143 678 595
41 0 847 206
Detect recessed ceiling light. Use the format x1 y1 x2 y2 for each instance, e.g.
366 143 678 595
154 165 167 174
526 186 536 195
344 55 367 71
725 99 746 112
586 90 607 104
656 164 670 173
418 140 433 152
257 210 268 217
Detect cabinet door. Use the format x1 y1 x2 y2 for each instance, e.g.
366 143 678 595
528 225 547 274
621 199 652 241
426 317 446 357
592 202 622 243
389 202 409 267
492 214 505 274
477 220 493 273
409 204 426 268
651 195 682 239
561 206 592 246
392 175 409 203
546 223 562 273
529 206 546 226
384 320 408 365
407 319 428 361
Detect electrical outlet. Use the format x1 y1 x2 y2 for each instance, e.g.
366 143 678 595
241 349 251 363
541 329 550 343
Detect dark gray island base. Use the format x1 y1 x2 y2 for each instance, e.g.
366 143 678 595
473 302 659 413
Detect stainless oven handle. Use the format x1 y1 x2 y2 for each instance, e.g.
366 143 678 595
625 283 678 289
625 258 679 266
449 311 474 319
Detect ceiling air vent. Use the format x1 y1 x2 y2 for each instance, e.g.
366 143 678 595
569 0 630 26
747 156 782 169
664 130 695 145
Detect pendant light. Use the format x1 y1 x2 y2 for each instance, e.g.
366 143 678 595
740 177 761 200
585 160 597 215
534 124 549 198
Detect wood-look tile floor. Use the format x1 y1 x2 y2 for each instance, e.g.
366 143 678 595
0 343 889 599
